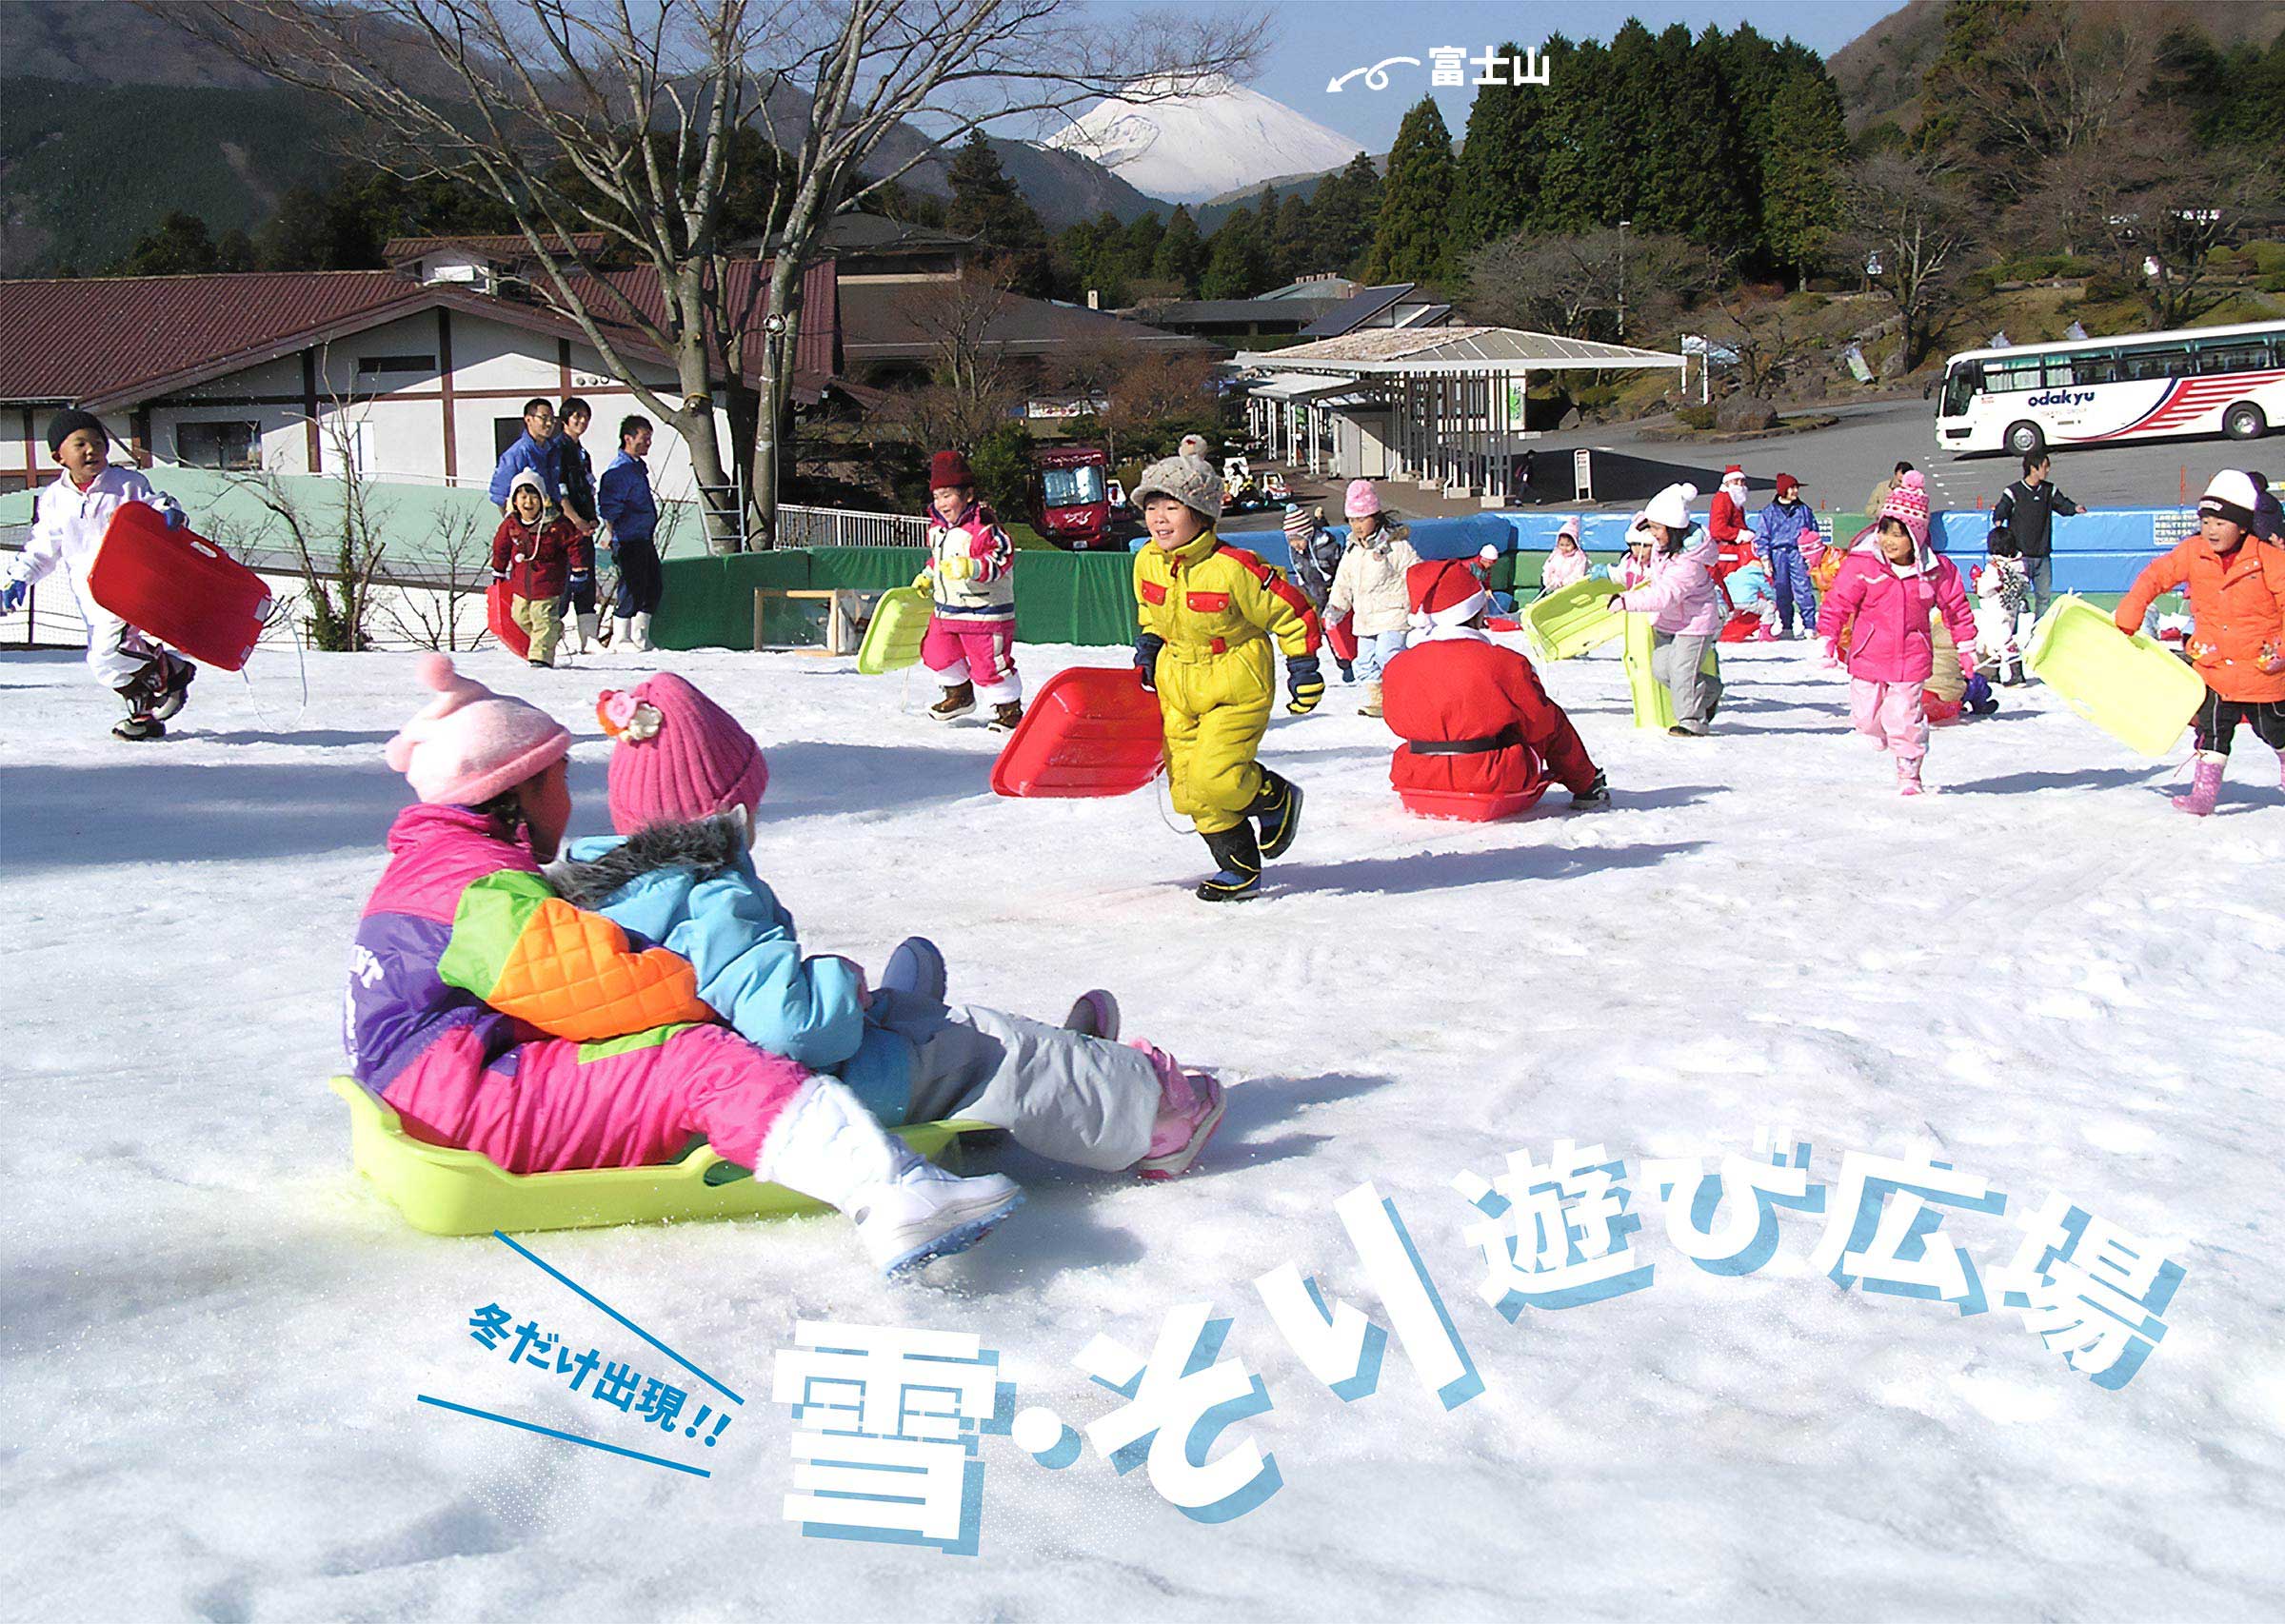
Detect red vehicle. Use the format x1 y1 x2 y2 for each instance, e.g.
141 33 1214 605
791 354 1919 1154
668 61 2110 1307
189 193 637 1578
1029 446 1116 551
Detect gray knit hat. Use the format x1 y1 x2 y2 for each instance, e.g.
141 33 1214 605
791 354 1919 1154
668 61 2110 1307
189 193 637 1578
1131 454 1224 521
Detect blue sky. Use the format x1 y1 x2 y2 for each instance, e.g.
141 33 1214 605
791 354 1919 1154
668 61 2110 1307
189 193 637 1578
1066 1 1907 152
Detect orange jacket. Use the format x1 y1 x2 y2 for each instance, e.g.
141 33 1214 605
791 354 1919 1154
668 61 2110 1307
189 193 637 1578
2115 534 2285 703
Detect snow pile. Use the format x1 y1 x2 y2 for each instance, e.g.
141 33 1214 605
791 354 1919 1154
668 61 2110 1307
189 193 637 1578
1044 75 1364 204
3 637 2283 1620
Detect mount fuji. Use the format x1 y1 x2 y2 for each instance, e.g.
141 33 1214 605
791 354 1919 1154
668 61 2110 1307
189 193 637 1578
1043 74 1365 206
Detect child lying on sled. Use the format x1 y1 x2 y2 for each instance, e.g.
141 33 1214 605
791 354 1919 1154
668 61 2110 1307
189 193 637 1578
551 674 1224 1187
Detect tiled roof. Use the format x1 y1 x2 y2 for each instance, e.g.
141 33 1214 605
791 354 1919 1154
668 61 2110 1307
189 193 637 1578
0 262 840 408
839 282 1214 358
383 234 612 264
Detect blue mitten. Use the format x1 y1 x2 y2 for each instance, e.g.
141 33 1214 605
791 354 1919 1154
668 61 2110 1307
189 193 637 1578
0 580 26 616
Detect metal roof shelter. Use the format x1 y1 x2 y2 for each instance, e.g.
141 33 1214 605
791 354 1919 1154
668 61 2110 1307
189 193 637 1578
1235 326 1689 505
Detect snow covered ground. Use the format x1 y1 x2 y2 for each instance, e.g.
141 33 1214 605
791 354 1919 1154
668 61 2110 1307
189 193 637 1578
4 634 2283 1622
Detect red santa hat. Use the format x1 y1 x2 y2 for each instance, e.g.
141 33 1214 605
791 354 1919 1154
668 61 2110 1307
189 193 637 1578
1406 557 1488 630
1721 465 1745 481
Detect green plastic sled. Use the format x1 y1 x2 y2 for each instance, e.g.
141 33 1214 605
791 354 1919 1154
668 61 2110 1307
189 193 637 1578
1524 577 1623 661
857 586 931 676
2024 595 2206 758
1620 610 1720 731
329 1076 983 1237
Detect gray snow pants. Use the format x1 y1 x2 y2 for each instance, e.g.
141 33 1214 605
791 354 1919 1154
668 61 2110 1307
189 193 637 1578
1652 630 1722 731
867 989 1159 1171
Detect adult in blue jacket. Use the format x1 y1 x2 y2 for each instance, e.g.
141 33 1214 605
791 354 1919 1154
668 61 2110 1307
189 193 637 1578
487 398 562 509
597 414 663 652
1751 473 1821 638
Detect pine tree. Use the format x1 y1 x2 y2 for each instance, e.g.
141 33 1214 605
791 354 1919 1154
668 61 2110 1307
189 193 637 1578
1534 36 1614 233
944 130 1049 293
1759 65 1848 288
1305 153 1381 274
1271 190 1312 283
1451 41 1548 257
1201 205 1268 298
1150 204 1207 295
1361 96 1457 284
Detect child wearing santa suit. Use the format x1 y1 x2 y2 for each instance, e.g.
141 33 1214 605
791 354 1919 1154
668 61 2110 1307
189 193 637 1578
1381 557 1609 813
914 449 1023 730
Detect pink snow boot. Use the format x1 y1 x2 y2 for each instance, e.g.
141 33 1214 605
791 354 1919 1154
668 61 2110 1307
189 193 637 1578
1130 1041 1225 1180
1897 756 1930 796
2174 751 2225 817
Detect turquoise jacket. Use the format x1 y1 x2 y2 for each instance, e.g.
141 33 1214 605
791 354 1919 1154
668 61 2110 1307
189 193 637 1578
556 821 915 1122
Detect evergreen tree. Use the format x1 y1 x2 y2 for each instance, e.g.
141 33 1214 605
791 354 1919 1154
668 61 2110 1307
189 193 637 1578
1120 210 1165 281
1534 36 1615 233
118 211 225 275
1451 41 1548 257
1759 65 1848 287
1270 190 1312 282
1305 153 1381 274
1200 204 1268 298
1150 204 1207 294
944 130 1049 294
1635 24 1745 245
1361 96 1457 284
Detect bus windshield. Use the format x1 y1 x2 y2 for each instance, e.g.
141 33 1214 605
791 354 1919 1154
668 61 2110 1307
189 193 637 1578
1041 465 1105 507
1940 363 1980 418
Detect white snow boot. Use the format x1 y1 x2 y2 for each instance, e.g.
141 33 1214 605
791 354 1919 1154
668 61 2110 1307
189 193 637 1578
631 612 655 652
573 611 600 654
612 615 637 651
757 1078 1023 1277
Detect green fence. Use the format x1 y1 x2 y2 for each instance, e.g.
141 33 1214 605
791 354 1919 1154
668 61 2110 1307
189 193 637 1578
652 546 1143 650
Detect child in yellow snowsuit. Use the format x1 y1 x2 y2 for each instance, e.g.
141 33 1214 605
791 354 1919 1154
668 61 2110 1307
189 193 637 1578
1131 453 1322 901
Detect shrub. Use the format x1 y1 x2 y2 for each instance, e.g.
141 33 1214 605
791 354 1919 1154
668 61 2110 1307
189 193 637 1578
1675 405 1717 430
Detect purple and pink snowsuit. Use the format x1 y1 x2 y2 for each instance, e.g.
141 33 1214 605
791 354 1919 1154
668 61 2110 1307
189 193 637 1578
345 802 808 1174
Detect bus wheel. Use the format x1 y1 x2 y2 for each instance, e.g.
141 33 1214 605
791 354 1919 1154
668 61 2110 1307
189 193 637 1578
2005 421 2045 457
2224 403 2267 442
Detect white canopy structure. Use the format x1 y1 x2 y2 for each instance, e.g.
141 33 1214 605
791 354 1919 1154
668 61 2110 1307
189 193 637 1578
1235 327 1689 505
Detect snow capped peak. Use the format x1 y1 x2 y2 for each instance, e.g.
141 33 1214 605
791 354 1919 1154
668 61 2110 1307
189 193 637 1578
1043 78 1364 206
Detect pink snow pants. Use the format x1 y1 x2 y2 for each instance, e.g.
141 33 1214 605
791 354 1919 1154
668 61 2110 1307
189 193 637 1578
384 1021 809 1174
922 616 1021 704
1851 677 1930 763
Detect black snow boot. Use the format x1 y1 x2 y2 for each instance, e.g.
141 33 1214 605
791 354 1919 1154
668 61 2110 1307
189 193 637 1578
1196 822 1262 902
150 651 195 721
929 681 976 721
1247 769 1303 860
113 712 166 742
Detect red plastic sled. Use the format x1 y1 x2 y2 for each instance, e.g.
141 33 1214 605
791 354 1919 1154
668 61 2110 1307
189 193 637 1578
1325 616 1360 663
487 580 531 659
1719 610 1766 644
86 502 270 670
991 666 1164 799
1397 786 1545 822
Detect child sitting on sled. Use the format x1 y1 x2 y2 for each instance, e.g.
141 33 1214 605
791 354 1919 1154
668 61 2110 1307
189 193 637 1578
554 672 1224 1178
0 409 195 740
1133 452 1322 901
348 656 1024 1277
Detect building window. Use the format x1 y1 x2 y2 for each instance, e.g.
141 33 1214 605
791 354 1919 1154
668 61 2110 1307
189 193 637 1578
176 420 260 468
495 417 528 459
357 354 437 378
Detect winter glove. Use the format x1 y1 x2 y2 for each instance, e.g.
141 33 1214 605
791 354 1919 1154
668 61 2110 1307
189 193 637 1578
910 569 935 594
2258 641 2285 676
1286 653 1324 715
1136 631 1164 692
0 580 25 616
1957 648 1978 679
162 505 187 530
490 569 508 584
939 555 979 582
568 570 593 592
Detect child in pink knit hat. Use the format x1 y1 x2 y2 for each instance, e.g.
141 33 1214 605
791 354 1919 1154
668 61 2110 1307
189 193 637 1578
1816 472 1977 795
350 655 1025 1278
557 672 1226 1183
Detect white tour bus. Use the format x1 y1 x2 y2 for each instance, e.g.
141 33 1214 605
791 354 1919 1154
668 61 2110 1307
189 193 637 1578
1935 319 2285 457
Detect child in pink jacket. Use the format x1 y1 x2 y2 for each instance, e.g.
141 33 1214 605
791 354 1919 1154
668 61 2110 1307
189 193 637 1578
1614 482 1726 735
1816 472 1977 795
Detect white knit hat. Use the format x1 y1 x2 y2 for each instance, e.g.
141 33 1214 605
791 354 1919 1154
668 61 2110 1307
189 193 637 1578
1132 454 1224 520
1643 482 1699 533
2199 468 2262 530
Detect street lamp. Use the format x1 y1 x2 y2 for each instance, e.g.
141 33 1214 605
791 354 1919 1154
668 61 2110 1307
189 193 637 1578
1618 219 1631 343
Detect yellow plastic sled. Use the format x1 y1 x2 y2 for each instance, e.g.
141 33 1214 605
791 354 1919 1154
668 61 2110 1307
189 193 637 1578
330 1076 980 1237
1524 577 1623 662
2024 595 2206 758
857 586 931 676
1620 611 1721 731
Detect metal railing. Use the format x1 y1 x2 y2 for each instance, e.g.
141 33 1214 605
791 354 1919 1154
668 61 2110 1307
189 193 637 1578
775 503 928 548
